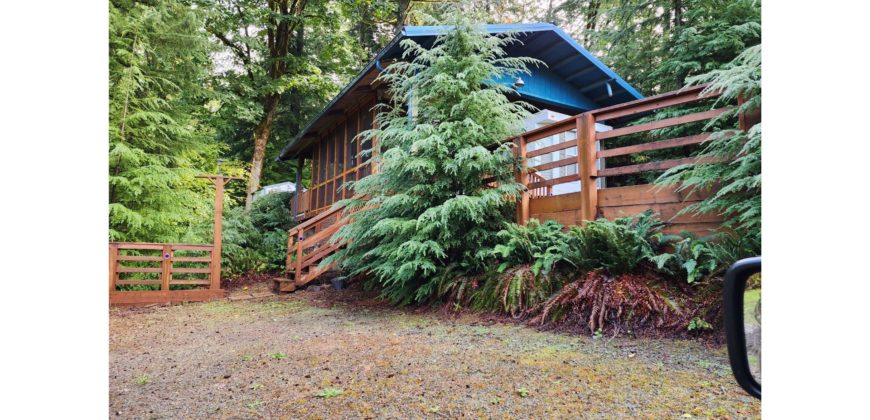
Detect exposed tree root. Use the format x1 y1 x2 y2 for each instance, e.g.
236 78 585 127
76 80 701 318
528 269 716 336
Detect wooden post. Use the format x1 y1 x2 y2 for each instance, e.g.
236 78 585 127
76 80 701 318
577 113 598 223
516 136 530 225
293 156 302 223
294 228 304 284
371 108 380 175
211 178 224 290
161 244 172 291
197 174 241 291
286 234 296 277
737 95 761 132
109 243 118 293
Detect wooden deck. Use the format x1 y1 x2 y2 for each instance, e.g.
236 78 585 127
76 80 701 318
514 84 740 234
284 84 755 287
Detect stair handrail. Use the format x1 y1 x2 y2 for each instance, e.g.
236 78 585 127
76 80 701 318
288 202 347 239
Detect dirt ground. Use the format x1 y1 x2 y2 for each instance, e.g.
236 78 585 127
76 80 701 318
109 284 760 419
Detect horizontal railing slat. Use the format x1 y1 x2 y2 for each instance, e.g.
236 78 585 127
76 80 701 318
597 108 728 141
171 267 212 274
112 242 214 250
172 256 212 262
117 267 163 273
171 244 214 251
169 280 211 285
528 173 580 189
115 280 162 285
598 156 715 177
116 255 163 262
530 156 577 172
597 133 711 158
591 84 721 121
527 139 576 158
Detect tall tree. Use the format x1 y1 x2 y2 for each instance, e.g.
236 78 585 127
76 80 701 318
330 12 539 305
582 0 760 94
109 0 219 242
204 0 356 208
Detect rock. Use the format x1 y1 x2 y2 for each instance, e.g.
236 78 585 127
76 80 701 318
308 285 322 292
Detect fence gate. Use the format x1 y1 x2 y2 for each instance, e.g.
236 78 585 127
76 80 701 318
109 242 225 305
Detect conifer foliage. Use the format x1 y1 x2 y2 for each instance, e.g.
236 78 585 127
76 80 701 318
330 13 540 305
109 0 219 242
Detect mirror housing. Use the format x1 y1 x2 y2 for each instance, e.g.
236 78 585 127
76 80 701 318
724 256 762 399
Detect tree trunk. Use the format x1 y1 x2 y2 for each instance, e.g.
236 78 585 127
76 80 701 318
246 94 281 209
395 0 410 34
244 0 293 210
583 0 602 45
673 0 686 88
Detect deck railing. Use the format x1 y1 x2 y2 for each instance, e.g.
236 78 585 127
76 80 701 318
109 242 225 305
514 84 735 225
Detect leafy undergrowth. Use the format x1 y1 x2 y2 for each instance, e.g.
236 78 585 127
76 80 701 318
220 271 280 290
109 288 759 418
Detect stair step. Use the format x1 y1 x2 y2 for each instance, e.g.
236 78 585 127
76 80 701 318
272 277 296 293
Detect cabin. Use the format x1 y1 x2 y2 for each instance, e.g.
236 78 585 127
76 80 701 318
276 23 741 288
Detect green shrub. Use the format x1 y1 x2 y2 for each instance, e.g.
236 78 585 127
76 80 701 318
220 192 295 278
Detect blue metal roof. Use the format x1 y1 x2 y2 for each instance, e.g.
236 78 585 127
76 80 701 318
278 23 643 160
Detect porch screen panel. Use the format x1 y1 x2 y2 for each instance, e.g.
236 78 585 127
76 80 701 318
327 128 336 181
334 126 344 178
346 111 357 170
319 137 327 184
359 107 373 177
310 144 317 209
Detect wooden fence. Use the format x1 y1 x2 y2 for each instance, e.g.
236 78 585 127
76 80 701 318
515 84 742 235
109 242 225 305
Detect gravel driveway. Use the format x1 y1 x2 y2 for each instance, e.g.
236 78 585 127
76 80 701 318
109 285 760 418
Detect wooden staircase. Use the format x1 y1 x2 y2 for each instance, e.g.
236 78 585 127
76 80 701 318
284 204 349 289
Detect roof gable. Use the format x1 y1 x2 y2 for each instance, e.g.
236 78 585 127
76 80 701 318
278 23 643 160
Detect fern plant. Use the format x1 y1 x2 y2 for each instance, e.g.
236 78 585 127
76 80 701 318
469 219 571 315
648 232 719 283
565 211 664 275
489 219 571 276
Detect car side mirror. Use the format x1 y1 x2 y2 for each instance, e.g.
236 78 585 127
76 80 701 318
724 256 761 398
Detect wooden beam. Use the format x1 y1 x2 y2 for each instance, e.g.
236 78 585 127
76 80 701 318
579 78 613 94
577 113 598 222
565 65 598 82
549 53 576 71
517 136 529 225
